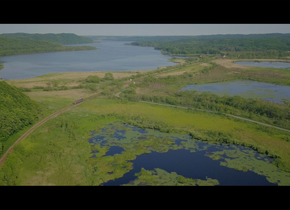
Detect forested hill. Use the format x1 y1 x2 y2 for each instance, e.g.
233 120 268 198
0 81 40 152
1 33 94 45
128 33 290 59
0 35 96 56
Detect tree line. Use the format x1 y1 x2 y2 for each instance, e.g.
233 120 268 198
129 33 290 59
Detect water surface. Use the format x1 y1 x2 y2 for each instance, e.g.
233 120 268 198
180 80 290 103
0 40 176 80
88 122 290 186
102 148 276 186
235 61 290 69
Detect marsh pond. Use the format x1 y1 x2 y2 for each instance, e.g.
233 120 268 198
180 80 290 104
235 61 290 69
87 122 290 186
0 40 176 80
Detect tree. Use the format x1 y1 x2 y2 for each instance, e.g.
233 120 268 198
104 72 114 80
86 75 100 83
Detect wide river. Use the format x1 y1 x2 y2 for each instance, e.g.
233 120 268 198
0 40 176 80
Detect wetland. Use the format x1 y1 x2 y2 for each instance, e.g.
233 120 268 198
235 61 290 69
180 80 290 103
89 122 290 186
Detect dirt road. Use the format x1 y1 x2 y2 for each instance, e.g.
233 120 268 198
0 102 82 167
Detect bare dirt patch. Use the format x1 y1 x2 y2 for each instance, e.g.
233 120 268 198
26 89 92 100
158 70 188 78
199 63 210 67
213 59 249 69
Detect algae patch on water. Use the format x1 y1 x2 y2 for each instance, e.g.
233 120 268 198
87 122 290 186
205 145 290 186
87 122 195 185
122 168 219 186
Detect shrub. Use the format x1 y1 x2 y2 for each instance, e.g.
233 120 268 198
57 85 68 90
86 75 101 83
43 86 53 91
17 87 31 92
32 86 44 89
104 72 114 80
53 80 59 87
85 84 98 91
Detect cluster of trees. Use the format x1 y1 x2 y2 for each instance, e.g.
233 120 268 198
0 35 96 56
0 81 41 153
130 33 290 58
85 73 114 83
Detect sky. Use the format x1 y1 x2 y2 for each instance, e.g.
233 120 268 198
0 24 290 36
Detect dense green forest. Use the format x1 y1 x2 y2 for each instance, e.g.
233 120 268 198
0 81 40 153
0 34 96 56
117 33 290 59
1 33 94 45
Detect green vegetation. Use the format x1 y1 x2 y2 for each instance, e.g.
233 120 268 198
85 75 101 83
0 34 96 56
128 33 290 59
205 146 290 185
0 81 41 154
124 91 290 130
80 99 290 173
104 72 114 80
123 168 219 186
1 103 289 185
1 33 94 45
121 62 290 130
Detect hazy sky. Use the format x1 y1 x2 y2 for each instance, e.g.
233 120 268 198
0 24 290 36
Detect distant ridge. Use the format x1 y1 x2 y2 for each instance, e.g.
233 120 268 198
1 33 94 45
0 33 96 56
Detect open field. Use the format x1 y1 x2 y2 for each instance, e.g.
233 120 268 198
6 71 143 89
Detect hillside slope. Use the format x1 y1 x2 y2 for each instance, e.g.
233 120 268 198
0 81 40 151
0 35 96 56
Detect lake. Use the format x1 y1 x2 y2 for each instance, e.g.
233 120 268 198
235 61 290 69
88 122 290 186
0 40 176 80
180 80 290 103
